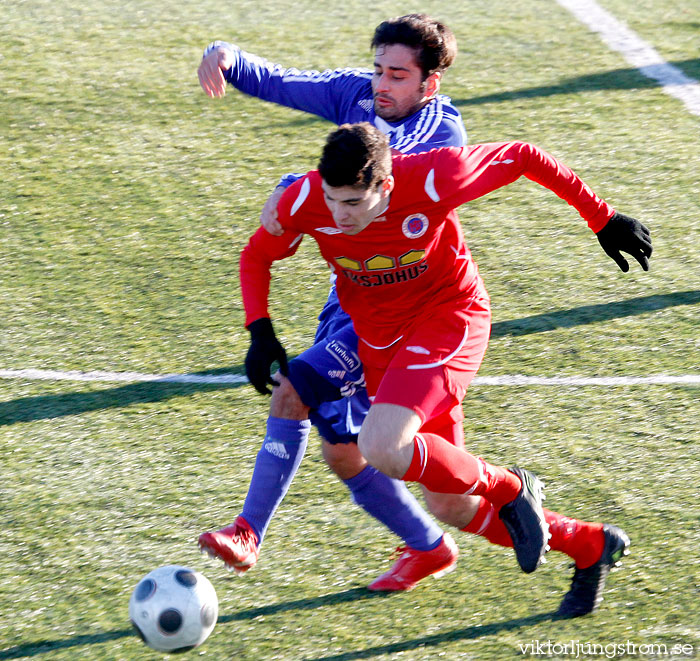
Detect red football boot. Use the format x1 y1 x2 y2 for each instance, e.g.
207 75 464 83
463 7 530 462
368 533 459 592
198 516 259 575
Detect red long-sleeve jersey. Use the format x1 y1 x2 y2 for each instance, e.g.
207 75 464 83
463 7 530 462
240 141 614 350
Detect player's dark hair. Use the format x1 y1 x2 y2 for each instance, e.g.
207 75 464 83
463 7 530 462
372 14 457 79
318 123 392 190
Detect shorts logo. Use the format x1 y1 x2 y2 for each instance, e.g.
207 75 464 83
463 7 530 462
325 340 359 372
340 375 366 398
328 369 347 380
402 213 429 239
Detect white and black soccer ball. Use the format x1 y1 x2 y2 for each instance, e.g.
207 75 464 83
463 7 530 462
129 565 218 653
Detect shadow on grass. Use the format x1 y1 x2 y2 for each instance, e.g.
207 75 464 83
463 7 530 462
0 589 555 660
220 587 390 623
0 366 250 426
0 589 385 659
0 630 133 660
452 58 700 107
0 290 697 427
306 611 557 661
490 290 700 338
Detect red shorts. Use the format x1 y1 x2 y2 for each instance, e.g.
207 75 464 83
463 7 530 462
360 296 491 446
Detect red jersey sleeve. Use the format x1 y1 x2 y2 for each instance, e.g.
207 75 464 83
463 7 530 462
240 177 315 326
239 228 304 327
433 142 615 232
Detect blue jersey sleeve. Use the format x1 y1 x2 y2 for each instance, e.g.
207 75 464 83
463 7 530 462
205 42 373 125
277 172 305 189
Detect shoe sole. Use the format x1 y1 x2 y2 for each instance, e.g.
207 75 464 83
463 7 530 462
198 539 257 576
557 527 631 617
605 526 631 568
368 559 458 592
432 558 458 580
367 538 459 593
502 469 550 573
533 476 551 568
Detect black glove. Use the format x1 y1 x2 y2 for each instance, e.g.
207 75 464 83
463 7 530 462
245 318 289 395
596 212 652 272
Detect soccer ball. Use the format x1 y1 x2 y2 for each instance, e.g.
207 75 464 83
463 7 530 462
129 565 218 653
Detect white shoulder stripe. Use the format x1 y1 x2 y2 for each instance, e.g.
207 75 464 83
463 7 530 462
424 168 439 202
282 67 372 83
392 98 443 153
290 177 311 216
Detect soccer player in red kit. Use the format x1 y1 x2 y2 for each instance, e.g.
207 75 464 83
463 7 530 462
240 123 651 615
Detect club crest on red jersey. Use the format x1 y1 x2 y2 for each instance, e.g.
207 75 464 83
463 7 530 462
402 213 429 239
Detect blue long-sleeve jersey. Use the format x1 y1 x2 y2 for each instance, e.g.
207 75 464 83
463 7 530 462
205 42 468 169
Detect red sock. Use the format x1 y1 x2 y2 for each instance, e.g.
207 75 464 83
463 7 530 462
544 509 604 569
462 498 605 568
402 434 521 507
462 497 512 546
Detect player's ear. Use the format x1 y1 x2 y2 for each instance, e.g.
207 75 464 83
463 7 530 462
424 71 441 99
381 175 395 196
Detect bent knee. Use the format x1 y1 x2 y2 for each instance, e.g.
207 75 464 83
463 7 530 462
422 490 481 528
322 441 367 480
269 373 310 419
357 404 420 477
423 492 460 523
357 429 403 477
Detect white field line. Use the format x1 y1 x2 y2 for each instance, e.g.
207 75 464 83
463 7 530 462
555 0 700 116
0 369 248 385
0 368 698 386
473 375 700 386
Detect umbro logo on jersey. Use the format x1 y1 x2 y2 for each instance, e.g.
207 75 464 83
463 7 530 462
406 345 430 355
317 227 344 235
492 159 514 165
264 441 290 460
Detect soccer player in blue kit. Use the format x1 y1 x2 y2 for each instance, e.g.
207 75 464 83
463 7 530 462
198 15 466 591
197 16 632 610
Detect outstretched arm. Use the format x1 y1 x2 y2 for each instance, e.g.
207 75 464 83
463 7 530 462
196 41 366 123
520 145 653 272
441 142 653 272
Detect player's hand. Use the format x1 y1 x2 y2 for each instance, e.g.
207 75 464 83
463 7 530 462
596 212 652 272
198 46 234 98
260 187 285 236
245 318 289 395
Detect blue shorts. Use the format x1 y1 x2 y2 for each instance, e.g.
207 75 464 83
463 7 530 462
286 286 371 444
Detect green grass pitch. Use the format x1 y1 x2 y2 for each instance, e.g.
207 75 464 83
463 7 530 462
1 0 698 658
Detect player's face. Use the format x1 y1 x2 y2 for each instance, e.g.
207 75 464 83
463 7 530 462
321 177 394 235
372 44 440 121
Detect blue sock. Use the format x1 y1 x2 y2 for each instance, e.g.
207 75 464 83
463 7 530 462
241 417 310 545
344 466 443 551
